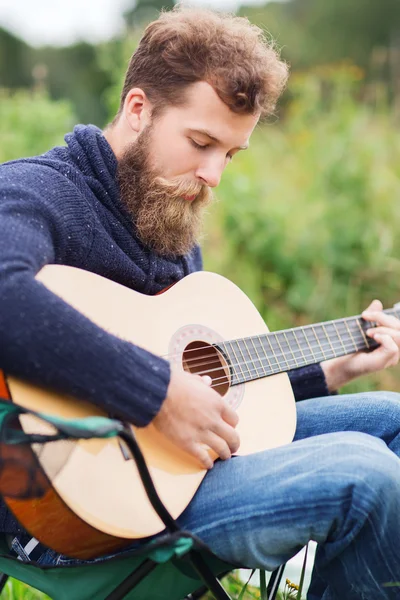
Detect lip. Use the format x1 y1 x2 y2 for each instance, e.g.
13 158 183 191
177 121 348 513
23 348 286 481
182 194 197 202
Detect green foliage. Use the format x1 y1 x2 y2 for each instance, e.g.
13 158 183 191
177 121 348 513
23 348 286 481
0 28 33 89
34 42 112 126
97 34 141 120
0 578 50 599
124 0 175 29
0 89 76 163
203 65 400 394
240 0 400 72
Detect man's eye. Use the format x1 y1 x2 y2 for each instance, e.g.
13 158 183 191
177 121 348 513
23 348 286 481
190 139 208 150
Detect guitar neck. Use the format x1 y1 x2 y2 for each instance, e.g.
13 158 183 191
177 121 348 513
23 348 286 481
217 308 399 386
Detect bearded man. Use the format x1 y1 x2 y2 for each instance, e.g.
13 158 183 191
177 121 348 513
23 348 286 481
0 7 400 599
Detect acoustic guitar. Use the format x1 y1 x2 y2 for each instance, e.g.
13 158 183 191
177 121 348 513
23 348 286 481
0 265 397 559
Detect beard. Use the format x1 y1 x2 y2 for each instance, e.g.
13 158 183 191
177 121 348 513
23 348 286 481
116 125 213 258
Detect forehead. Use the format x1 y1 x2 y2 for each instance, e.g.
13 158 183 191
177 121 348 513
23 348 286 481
164 81 259 147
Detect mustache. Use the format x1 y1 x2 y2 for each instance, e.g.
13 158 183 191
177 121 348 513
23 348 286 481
153 176 207 200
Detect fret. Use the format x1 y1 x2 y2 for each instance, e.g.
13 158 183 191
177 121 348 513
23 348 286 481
219 341 241 385
216 304 400 387
310 325 328 360
230 340 247 382
300 327 318 363
242 338 262 378
250 337 268 376
331 320 347 354
283 331 300 368
290 329 308 363
269 333 290 371
355 319 370 349
349 319 366 348
343 320 359 352
262 334 281 372
239 338 258 381
257 335 274 373
335 319 356 351
321 323 337 358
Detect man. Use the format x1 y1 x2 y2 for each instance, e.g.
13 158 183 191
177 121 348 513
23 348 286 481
0 7 399 599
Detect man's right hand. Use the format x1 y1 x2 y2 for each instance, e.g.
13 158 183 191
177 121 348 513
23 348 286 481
152 368 240 469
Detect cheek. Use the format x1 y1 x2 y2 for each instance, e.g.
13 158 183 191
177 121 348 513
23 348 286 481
155 139 196 179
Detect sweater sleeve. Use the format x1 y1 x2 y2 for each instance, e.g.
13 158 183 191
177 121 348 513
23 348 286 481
288 363 332 401
0 170 170 427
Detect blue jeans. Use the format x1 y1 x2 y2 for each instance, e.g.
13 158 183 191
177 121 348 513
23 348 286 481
9 392 400 599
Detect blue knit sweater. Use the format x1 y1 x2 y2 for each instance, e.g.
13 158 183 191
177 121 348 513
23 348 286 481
0 124 328 533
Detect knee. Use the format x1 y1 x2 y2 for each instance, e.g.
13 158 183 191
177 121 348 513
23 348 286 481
324 431 400 509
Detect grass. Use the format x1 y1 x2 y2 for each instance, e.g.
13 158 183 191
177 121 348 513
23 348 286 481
0 572 304 600
0 578 50 599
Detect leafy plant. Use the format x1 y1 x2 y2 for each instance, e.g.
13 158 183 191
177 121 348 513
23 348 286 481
0 88 76 163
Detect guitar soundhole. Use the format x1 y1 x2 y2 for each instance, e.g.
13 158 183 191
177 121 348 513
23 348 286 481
182 341 230 396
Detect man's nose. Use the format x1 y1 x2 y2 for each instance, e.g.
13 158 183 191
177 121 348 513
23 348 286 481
195 162 224 188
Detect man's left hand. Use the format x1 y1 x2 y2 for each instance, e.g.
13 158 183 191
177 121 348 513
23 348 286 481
321 299 400 392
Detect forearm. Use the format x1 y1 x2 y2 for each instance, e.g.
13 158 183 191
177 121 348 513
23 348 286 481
320 356 353 392
0 272 170 426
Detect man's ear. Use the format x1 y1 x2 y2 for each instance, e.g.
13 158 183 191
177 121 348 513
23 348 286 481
123 87 152 134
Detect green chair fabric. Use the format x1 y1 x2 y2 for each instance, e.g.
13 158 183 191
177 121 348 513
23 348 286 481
0 535 233 600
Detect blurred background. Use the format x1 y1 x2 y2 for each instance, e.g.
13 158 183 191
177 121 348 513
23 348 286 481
1 0 400 394
1 1 400 597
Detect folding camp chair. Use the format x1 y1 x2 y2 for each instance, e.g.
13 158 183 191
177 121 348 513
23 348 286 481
0 399 285 599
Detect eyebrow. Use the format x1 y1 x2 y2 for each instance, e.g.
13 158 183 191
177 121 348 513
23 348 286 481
188 128 249 151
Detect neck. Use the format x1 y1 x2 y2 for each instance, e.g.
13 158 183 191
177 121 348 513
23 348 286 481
103 117 140 161
215 308 398 386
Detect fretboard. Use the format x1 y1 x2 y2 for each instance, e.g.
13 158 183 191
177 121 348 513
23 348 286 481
216 308 399 386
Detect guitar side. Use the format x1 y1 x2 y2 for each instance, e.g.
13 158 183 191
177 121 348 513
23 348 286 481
4 266 296 557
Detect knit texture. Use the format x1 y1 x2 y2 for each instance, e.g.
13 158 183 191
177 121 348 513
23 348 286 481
0 124 203 429
0 124 327 534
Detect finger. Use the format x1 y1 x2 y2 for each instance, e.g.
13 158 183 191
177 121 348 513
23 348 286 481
363 299 383 313
212 419 240 454
189 442 214 470
202 431 232 461
362 311 400 329
221 402 239 428
372 334 399 367
367 327 400 346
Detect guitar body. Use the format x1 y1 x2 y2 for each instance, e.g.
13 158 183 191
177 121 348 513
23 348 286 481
2 266 296 558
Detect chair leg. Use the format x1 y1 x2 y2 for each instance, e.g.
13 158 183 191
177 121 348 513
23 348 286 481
267 564 286 600
187 552 233 600
183 569 231 600
0 573 8 594
104 559 158 600
185 563 286 600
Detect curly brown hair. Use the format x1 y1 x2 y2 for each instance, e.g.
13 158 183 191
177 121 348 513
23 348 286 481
118 6 289 119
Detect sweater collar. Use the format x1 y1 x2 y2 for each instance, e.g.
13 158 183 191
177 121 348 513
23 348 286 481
63 124 202 293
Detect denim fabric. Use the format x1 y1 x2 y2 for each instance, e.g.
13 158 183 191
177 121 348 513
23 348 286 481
9 392 400 599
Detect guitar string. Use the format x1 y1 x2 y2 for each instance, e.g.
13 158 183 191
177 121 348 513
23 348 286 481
160 310 397 361
162 325 373 364
178 335 376 383
173 329 374 371
204 339 375 388
177 336 373 373
179 331 372 367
